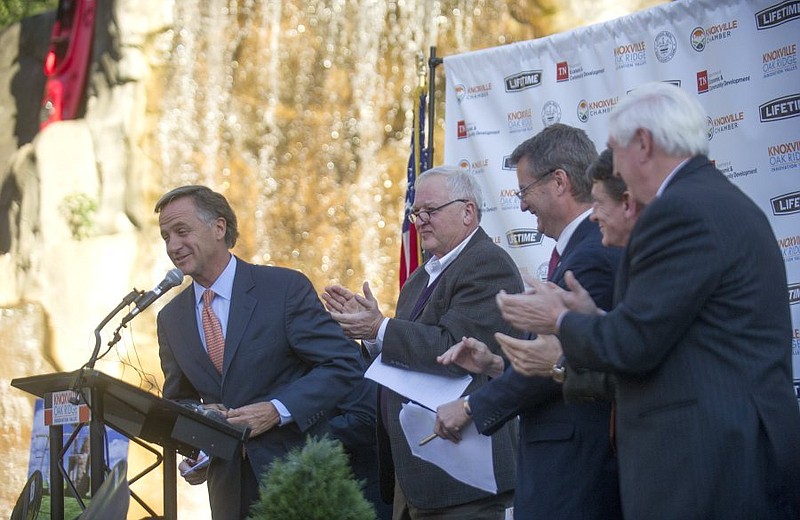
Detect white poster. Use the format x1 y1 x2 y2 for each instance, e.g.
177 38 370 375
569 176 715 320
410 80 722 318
443 0 800 388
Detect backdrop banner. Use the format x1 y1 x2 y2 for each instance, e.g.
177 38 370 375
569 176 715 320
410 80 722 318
442 0 800 388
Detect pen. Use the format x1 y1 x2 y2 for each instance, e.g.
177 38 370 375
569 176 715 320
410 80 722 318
419 432 438 446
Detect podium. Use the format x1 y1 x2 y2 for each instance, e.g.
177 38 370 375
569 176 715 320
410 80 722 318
11 369 250 520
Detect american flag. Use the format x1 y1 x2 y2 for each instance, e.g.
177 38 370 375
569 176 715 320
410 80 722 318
399 87 429 288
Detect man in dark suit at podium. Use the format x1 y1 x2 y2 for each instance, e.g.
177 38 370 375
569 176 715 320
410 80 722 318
154 185 362 520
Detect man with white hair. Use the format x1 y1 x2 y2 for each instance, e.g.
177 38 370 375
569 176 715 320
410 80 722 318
496 82 800 518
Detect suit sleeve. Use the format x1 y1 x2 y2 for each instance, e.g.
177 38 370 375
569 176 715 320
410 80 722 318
269 273 364 432
469 236 620 432
561 196 721 374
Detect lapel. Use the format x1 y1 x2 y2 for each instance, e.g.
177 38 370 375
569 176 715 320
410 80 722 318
617 155 711 301
396 227 489 321
222 259 257 380
550 216 594 287
171 286 221 377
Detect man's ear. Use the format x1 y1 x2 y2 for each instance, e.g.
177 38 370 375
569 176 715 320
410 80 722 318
463 200 477 225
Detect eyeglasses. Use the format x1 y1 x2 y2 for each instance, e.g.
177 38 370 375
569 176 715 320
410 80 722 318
514 169 557 200
408 199 469 224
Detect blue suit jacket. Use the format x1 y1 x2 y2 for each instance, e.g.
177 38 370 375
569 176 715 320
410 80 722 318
560 156 800 519
469 217 623 519
157 258 362 519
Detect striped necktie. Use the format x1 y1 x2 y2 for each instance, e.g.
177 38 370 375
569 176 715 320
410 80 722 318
202 289 225 373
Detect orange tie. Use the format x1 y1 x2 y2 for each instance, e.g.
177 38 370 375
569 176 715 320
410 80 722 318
202 290 225 373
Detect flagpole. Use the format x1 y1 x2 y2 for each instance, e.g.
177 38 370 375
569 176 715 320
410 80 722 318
427 46 443 165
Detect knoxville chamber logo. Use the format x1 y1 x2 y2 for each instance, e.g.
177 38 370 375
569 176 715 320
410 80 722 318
454 82 492 102
458 158 489 175
506 228 544 248
577 96 618 123
504 70 542 92
763 43 798 78
759 93 800 122
614 41 647 69
706 111 745 139
771 190 800 215
502 155 515 171
654 31 677 63
756 1 800 30
690 19 739 52
767 139 800 172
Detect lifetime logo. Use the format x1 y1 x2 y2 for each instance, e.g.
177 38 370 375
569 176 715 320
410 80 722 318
506 229 544 248
788 283 800 305
771 191 800 215
504 70 542 92
759 93 800 121
756 0 800 30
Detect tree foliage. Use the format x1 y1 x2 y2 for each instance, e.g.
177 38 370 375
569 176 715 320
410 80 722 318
0 0 57 29
248 436 376 520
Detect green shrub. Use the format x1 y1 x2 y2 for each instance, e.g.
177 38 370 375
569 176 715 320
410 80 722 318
248 436 376 520
0 0 57 28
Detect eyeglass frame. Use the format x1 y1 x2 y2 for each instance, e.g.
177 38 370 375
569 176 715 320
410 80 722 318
514 168 558 200
408 199 469 224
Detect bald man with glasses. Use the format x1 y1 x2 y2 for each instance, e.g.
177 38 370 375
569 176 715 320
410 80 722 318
323 165 523 519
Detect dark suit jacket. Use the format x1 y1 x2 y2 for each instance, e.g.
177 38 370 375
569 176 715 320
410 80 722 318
560 156 800 519
329 352 392 520
469 217 623 519
379 227 523 510
157 258 363 519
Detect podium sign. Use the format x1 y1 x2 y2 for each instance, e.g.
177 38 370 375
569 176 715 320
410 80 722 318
12 369 249 520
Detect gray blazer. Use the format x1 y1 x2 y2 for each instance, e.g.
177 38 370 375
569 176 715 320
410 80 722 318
379 227 524 510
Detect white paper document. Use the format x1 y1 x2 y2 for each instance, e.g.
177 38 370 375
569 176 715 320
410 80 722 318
364 353 472 410
400 402 497 493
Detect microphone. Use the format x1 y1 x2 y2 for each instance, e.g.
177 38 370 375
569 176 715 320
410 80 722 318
121 268 184 324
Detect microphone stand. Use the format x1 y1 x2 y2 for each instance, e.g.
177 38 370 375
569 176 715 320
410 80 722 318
85 289 143 370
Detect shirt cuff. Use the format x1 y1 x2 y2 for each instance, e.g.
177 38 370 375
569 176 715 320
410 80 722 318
271 399 293 426
555 310 570 333
362 317 389 357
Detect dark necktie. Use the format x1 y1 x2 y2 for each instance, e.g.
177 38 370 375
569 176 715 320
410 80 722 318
547 247 561 281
